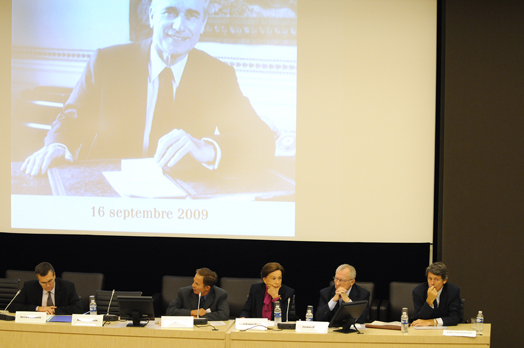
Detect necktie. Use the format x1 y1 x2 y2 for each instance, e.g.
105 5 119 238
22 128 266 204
47 291 54 306
199 296 206 310
149 67 176 156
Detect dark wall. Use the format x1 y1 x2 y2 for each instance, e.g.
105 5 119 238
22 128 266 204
441 0 524 347
0 232 429 319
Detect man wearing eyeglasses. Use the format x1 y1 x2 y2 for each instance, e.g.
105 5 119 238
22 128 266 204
9 262 83 315
316 264 370 323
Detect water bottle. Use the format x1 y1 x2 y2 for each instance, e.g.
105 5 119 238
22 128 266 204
89 295 97 315
476 311 483 335
274 300 282 324
401 307 409 333
305 305 314 321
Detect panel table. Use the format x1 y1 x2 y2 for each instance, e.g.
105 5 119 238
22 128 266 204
0 318 233 348
227 323 491 348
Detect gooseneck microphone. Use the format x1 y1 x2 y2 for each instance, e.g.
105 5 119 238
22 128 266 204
103 290 118 321
277 295 296 330
197 292 201 318
1 290 21 321
286 297 290 322
194 291 208 325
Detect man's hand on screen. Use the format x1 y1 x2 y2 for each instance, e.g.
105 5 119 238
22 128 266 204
154 129 215 168
21 143 73 176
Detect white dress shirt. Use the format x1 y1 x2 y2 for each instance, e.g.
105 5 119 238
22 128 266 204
328 286 353 311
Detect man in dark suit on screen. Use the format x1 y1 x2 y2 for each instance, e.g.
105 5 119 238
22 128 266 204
9 262 83 315
166 268 229 321
316 264 370 324
22 0 274 176
412 262 462 327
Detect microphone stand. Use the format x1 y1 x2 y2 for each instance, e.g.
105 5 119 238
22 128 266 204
103 290 118 321
1 290 21 321
194 292 208 325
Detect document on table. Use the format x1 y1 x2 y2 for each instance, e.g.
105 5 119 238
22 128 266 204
209 321 227 326
103 158 187 198
414 325 449 330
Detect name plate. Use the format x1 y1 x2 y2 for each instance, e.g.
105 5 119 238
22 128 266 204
161 316 194 328
15 311 46 324
296 321 329 333
443 330 477 337
235 318 268 331
71 314 104 326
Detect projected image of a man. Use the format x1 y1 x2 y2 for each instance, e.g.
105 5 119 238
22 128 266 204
151 0 207 65
21 0 275 177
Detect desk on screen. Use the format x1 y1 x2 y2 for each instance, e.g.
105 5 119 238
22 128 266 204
11 158 295 200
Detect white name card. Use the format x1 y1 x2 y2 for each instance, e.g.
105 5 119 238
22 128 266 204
161 316 194 328
15 311 46 324
296 321 329 333
443 330 477 337
71 314 104 326
235 318 268 331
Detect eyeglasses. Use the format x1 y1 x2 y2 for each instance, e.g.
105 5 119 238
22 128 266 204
39 278 55 286
333 277 354 283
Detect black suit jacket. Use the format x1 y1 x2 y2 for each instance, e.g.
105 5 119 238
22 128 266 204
315 284 370 323
412 282 462 326
166 285 230 321
45 40 275 173
240 282 296 321
9 278 83 315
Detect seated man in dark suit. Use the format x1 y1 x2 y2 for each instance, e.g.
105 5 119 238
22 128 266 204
9 262 83 315
22 0 275 177
166 268 229 321
316 264 370 323
412 261 461 327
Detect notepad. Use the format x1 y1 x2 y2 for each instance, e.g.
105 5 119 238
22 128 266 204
48 315 72 323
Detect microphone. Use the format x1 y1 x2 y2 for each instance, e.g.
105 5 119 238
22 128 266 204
286 297 290 322
197 292 201 318
103 290 118 321
194 292 207 325
277 295 296 330
0 290 21 321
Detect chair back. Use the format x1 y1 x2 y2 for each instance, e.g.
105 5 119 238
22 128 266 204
62 272 104 312
0 278 20 310
161 276 193 315
95 290 142 316
220 277 262 318
460 298 465 323
5 270 35 286
357 281 375 305
389 282 419 321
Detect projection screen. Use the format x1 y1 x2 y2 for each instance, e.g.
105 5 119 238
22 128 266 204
1 0 437 243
